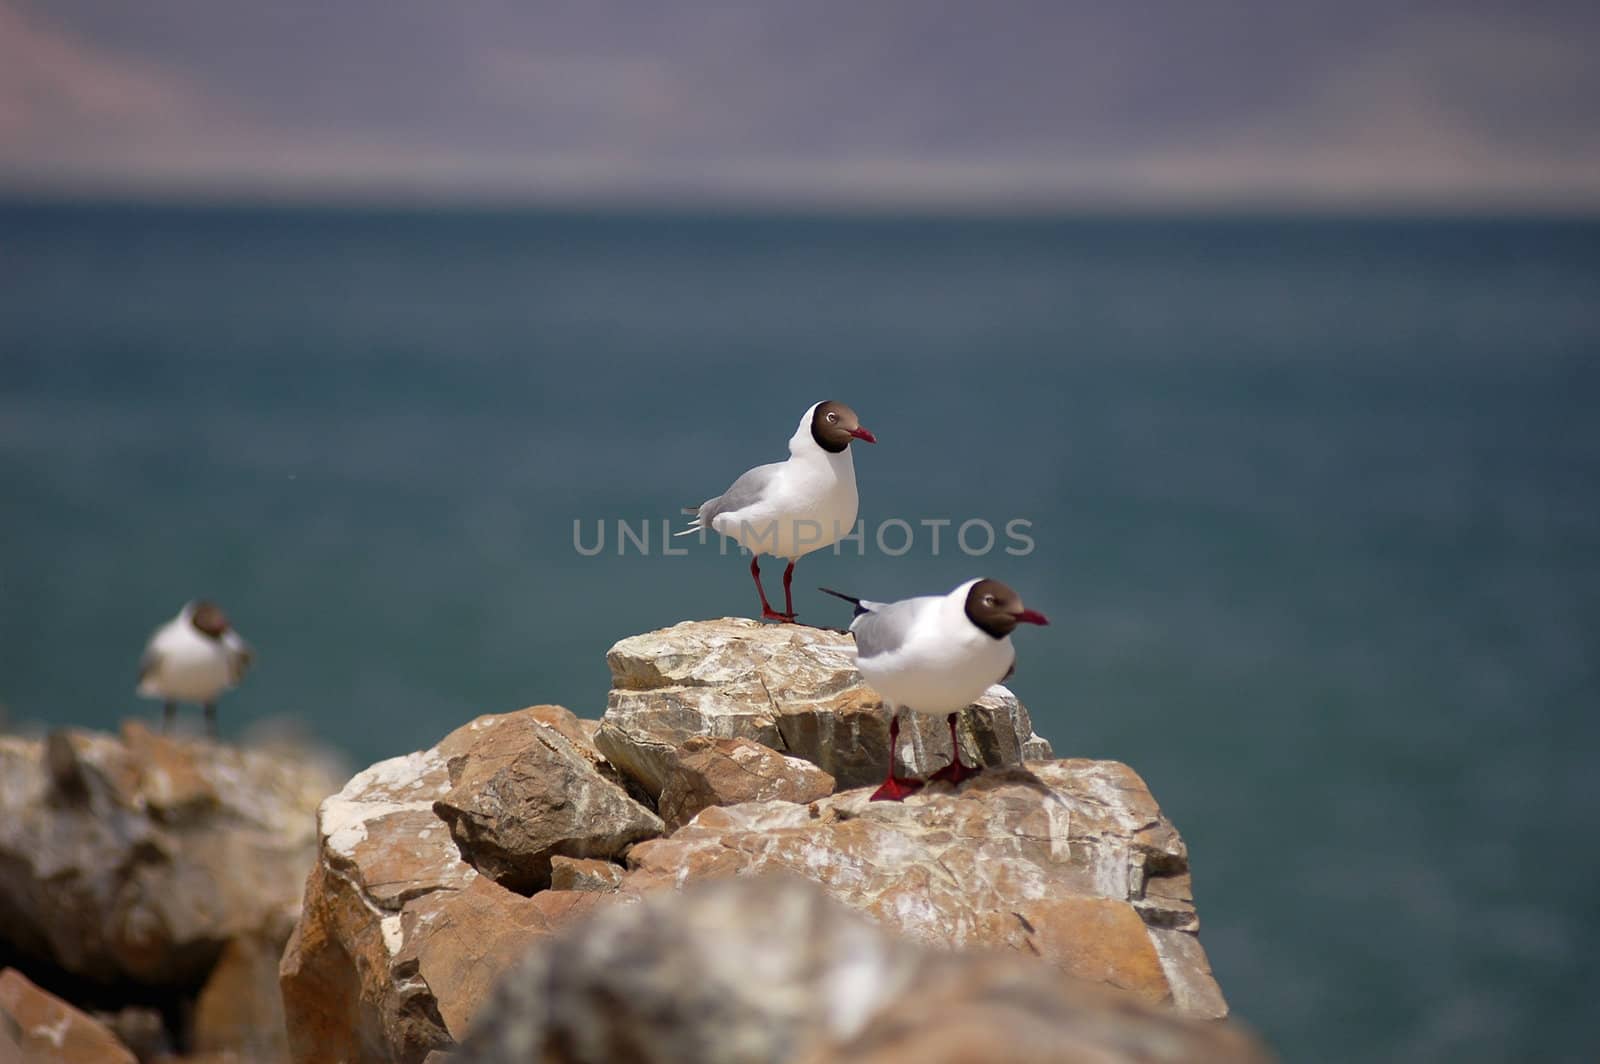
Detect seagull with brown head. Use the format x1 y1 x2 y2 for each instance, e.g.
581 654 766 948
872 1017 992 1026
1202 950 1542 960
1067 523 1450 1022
677 400 876 622
136 600 255 737
822 578 1048 800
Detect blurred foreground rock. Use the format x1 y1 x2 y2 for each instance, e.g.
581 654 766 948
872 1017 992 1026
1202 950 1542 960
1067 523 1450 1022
595 618 1053 795
281 623 1249 1063
0 722 339 1061
452 877 1269 1064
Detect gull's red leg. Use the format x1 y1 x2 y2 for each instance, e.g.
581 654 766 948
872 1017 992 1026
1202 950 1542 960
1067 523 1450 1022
870 710 924 802
780 560 798 622
928 711 981 786
751 557 793 622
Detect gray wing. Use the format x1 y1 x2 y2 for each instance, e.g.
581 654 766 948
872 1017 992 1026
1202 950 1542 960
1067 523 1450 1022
852 597 938 662
696 462 783 526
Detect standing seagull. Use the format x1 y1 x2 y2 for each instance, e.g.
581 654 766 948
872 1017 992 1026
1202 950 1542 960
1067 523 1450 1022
822 579 1048 801
679 400 875 622
136 600 254 737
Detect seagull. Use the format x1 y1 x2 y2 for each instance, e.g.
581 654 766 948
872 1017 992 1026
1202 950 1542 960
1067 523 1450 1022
821 579 1049 801
678 400 876 622
136 600 254 737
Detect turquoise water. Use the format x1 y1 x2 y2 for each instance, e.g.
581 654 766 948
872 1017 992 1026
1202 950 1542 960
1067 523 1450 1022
3 203 1597 1060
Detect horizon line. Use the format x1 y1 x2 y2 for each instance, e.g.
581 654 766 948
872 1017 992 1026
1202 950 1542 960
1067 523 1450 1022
5 182 1600 222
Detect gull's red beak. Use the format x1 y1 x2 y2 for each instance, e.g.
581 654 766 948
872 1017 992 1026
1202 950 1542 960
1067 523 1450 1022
1014 608 1050 626
848 426 877 444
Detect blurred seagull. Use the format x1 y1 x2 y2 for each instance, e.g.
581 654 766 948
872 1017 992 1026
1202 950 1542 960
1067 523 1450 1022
678 400 876 622
137 600 254 737
822 579 1048 801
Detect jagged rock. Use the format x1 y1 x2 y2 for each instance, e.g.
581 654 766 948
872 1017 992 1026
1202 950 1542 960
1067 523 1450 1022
452 877 1268 1064
280 708 648 1064
0 967 138 1064
431 712 662 893
658 736 835 830
282 632 1233 1062
0 723 334 987
626 760 1226 1018
548 857 625 893
595 618 1053 796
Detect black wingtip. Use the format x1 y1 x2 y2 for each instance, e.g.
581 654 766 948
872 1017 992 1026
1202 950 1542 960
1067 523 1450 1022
817 587 868 619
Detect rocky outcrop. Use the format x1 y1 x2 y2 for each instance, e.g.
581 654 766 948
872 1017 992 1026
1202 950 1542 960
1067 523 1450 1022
281 627 1251 1063
1 967 138 1064
658 736 835 830
453 877 1268 1064
595 619 1053 795
0 722 339 1061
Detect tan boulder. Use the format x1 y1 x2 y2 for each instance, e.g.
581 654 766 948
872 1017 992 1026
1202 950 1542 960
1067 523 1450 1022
626 760 1226 1017
0 967 137 1064
431 713 661 893
657 735 835 830
595 618 1052 796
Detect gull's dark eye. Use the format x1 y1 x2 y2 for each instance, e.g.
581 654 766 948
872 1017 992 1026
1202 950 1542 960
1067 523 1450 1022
983 595 996 606
827 412 838 422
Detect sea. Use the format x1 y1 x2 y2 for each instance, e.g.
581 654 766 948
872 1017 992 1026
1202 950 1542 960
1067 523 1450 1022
2 201 1596 1061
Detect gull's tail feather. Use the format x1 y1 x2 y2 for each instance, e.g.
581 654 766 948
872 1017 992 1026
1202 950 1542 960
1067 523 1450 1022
674 505 706 537
818 587 871 619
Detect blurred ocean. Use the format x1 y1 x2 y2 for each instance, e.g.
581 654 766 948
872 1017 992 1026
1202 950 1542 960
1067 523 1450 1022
2 202 1597 1060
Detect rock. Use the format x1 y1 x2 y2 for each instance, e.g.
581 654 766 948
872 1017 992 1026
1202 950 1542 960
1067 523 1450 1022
594 619 1052 797
0 723 336 987
548 857 625 893
625 760 1227 1017
280 708 648 1064
657 736 835 830
192 929 291 1060
452 877 1269 1064
400 880 623 1047
431 713 662 893
0 967 138 1064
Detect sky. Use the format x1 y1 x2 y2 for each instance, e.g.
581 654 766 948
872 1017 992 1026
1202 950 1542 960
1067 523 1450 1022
2 0 1598 208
